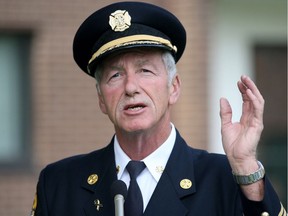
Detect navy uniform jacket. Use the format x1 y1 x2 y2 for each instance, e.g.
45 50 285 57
33 130 285 216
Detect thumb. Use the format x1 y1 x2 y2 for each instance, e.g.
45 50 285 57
220 97 232 127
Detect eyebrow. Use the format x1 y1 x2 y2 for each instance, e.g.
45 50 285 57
102 66 123 79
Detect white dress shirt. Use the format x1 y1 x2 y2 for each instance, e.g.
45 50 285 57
114 123 176 211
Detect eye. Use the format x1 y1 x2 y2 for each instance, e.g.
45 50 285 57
108 72 121 81
140 68 153 74
111 72 120 78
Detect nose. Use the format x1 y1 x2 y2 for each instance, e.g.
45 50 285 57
124 73 139 97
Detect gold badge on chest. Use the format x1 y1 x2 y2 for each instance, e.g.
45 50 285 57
180 179 192 189
87 174 98 185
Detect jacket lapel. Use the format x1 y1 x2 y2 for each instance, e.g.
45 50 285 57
79 131 197 216
144 130 196 216
81 141 118 216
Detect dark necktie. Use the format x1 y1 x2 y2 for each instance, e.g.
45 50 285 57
124 160 146 216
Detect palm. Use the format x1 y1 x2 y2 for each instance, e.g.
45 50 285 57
220 76 264 163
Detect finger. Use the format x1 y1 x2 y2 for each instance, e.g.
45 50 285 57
236 78 264 127
238 87 264 129
237 76 264 116
246 88 264 121
240 76 264 113
240 75 264 103
219 97 232 127
237 81 250 102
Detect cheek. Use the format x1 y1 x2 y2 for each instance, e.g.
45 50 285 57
98 93 108 114
99 88 121 115
150 85 171 109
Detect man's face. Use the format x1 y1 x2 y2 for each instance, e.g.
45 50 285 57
97 49 180 134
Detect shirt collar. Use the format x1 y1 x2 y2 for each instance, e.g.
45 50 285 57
114 123 176 182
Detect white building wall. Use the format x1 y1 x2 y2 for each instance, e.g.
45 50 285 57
208 0 286 153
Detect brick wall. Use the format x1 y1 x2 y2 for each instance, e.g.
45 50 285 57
0 0 211 215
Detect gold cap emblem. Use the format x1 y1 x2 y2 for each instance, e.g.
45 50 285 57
180 179 192 189
109 10 131 32
87 174 98 185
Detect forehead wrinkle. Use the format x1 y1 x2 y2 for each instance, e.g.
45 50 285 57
134 56 161 72
103 49 162 72
103 58 124 72
134 58 149 67
108 55 149 70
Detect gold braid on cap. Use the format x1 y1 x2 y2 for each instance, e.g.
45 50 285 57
88 34 177 69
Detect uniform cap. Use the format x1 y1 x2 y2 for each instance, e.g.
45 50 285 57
73 1 186 77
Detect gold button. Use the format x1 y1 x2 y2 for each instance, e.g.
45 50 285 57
261 212 269 216
87 174 98 185
180 179 192 189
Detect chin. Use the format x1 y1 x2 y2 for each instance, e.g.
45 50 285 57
121 122 152 133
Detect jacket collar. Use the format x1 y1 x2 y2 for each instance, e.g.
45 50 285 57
81 130 197 216
144 129 196 215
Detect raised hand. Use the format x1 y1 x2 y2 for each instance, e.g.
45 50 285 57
220 75 265 200
220 75 264 175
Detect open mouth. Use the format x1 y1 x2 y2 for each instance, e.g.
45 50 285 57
124 104 146 111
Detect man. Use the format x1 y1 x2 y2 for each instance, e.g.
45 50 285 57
31 2 286 216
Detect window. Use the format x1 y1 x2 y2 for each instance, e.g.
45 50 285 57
254 44 287 206
0 32 32 168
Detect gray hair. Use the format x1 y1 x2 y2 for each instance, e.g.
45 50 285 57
162 51 177 85
94 50 177 86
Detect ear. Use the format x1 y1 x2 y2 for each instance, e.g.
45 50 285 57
169 73 181 105
96 84 108 114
